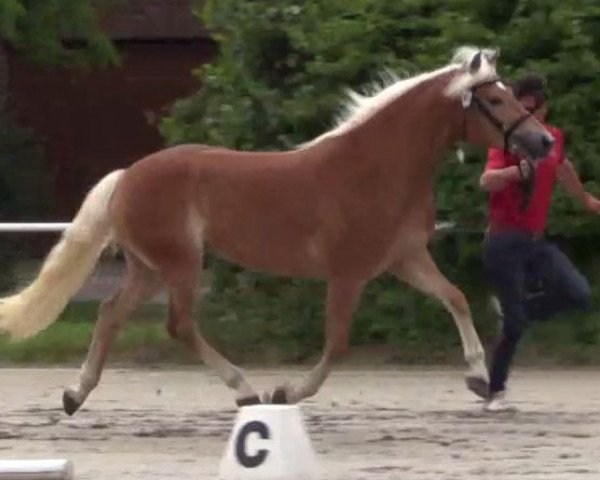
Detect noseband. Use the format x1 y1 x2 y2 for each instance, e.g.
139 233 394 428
467 77 532 152
463 77 536 212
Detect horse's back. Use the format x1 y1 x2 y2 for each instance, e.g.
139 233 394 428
110 144 325 277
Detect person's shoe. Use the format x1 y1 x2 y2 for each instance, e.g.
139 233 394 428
484 390 515 412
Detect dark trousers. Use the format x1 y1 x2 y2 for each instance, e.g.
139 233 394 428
482 231 592 394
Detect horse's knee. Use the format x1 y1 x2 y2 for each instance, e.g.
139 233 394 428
167 316 196 346
444 286 469 315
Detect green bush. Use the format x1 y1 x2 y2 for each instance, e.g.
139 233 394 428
155 0 600 362
163 0 600 230
0 0 118 68
0 112 56 291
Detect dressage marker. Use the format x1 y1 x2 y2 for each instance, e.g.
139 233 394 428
0 459 73 480
219 405 317 480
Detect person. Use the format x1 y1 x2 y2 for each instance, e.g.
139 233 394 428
478 73 600 412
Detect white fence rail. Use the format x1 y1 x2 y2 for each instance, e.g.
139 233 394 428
0 221 459 234
0 221 464 303
0 223 71 233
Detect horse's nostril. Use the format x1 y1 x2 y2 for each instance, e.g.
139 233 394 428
542 134 554 149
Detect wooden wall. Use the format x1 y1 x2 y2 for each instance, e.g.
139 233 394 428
7 38 216 217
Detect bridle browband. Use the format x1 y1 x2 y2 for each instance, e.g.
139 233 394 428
465 77 532 152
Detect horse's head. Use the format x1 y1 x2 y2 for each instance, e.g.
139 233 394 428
446 47 554 160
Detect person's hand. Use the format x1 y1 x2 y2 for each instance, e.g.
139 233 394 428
517 159 536 181
584 194 600 215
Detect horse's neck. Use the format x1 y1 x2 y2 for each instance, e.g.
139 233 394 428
324 76 462 194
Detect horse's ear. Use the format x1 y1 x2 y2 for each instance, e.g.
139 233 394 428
468 51 482 74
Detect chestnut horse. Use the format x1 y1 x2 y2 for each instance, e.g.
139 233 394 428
0 47 553 414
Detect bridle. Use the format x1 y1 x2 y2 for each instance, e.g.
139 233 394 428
462 77 537 212
464 77 532 152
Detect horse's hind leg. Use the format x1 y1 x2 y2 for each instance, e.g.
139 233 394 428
164 258 260 406
389 248 489 398
62 253 161 415
267 278 365 404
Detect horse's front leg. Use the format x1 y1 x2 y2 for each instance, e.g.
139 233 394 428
389 248 489 398
266 278 365 404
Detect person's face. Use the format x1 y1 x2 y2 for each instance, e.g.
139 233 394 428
519 94 548 122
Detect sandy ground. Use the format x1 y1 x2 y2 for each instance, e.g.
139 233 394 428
0 367 599 479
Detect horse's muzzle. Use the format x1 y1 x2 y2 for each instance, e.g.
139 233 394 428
513 131 554 160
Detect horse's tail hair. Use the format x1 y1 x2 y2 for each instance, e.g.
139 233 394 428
0 169 125 340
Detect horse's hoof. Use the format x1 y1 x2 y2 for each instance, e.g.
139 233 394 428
465 375 489 400
271 386 289 404
62 391 81 416
236 395 262 407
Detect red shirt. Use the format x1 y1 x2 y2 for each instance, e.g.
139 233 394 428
485 124 565 233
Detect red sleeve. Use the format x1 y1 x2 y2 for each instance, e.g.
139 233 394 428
484 148 508 171
551 126 566 164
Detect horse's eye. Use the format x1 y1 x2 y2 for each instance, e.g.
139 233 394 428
489 96 503 106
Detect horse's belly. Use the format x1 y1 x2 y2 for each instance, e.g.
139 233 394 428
206 221 324 279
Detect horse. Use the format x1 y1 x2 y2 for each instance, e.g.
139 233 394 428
0 46 553 415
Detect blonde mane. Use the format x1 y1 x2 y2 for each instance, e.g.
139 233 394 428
298 46 499 149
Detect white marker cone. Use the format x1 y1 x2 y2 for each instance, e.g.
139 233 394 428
219 405 318 480
0 459 73 480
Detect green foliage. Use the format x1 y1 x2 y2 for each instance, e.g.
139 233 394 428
162 0 600 231
0 0 118 68
0 112 56 291
156 0 600 360
2 284 600 366
0 112 54 221
162 0 468 150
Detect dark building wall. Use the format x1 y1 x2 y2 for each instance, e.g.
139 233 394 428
0 42 7 113
7 39 216 218
0 1 216 262
96 0 211 40
5 0 215 218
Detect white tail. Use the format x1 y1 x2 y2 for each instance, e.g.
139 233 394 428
0 169 125 340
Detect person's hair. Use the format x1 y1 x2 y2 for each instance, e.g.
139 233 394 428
511 73 548 104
